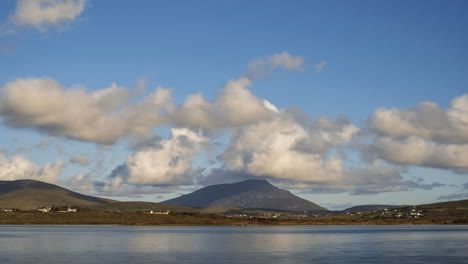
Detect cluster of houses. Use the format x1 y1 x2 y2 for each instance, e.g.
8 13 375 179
37 207 77 213
343 206 426 219
226 212 321 219
403 207 425 218
378 206 425 218
144 210 170 215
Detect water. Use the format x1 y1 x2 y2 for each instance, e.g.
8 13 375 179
0 225 467 263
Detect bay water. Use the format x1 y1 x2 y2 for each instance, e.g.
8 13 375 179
0 225 467 263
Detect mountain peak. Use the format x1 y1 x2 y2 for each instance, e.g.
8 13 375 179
238 179 272 185
163 179 327 211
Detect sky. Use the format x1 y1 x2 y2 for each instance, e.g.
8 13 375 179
0 0 467 210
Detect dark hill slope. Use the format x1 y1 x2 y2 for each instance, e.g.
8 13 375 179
420 199 468 209
163 179 327 211
0 179 112 210
343 205 407 212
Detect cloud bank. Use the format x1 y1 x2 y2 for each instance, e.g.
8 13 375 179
0 52 456 198
0 78 170 144
368 94 468 172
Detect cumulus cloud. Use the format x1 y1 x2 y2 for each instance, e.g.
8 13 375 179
314 61 328 72
293 116 359 155
247 52 304 78
219 110 358 183
0 53 305 143
172 77 274 129
0 154 65 183
368 94 468 171
64 173 95 191
9 0 88 30
0 78 170 144
370 95 468 144
70 154 91 166
111 128 208 185
369 136 468 169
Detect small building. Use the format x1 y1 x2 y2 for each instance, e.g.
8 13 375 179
67 208 77 213
155 210 170 215
1 208 14 212
37 207 51 213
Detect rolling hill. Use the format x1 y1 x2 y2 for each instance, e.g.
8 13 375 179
343 205 407 212
420 199 468 209
163 179 328 211
0 179 112 210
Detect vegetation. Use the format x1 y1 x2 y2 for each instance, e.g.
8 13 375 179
0 203 466 226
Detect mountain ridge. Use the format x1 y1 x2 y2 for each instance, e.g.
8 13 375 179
163 179 328 211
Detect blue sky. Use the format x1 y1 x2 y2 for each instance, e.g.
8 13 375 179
0 0 467 210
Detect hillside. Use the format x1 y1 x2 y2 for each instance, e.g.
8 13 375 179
343 205 407 212
0 179 112 210
420 199 468 209
163 179 327 211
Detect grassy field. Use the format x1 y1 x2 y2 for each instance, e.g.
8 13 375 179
0 208 467 225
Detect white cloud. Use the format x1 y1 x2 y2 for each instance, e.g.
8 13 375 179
247 52 304 77
370 95 468 144
294 116 359 155
314 61 328 72
70 154 91 166
219 111 358 183
9 0 88 30
65 173 95 191
0 53 306 143
372 136 468 169
171 77 274 129
0 154 65 183
114 128 208 185
0 78 170 144
368 94 468 171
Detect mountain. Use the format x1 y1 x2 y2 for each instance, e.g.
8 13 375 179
343 205 407 212
0 179 112 210
163 179 327 211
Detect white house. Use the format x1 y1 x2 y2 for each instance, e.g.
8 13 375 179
37 207 51 212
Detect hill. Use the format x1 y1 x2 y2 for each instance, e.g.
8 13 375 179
343 205 407 212
0 179 112 210
420 199 468 209
163 179 327 211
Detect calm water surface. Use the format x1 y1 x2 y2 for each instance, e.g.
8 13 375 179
0 225 467 263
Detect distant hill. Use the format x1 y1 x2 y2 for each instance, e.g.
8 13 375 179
419 199 468 209
0 179 112 210
343 205 407 212
163 179 327 211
